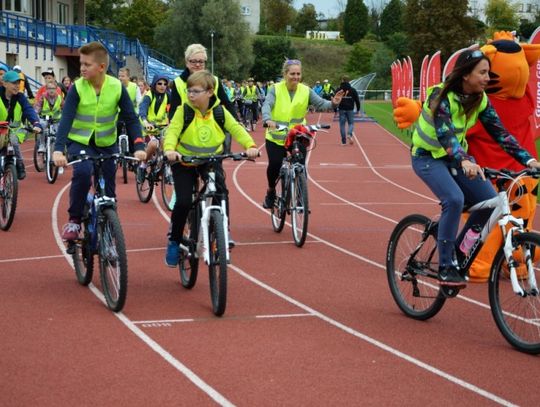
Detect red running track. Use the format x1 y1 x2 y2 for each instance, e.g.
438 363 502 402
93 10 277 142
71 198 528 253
1 112 538 406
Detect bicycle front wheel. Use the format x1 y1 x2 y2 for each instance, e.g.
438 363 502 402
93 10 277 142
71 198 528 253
489 232 540 354
0 163 18 231
72 219 94 286
160 163 175 211
386 214 445 320
46 138 59 184
180 206 199 289
33 137 45 172
271 174 286 233
98 208 128 312
135 165 154 203
291 171 309 247
208 210 227 316
120 138 129 184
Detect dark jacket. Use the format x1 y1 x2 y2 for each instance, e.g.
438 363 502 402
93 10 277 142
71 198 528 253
138 74 170 121
337 81 361 112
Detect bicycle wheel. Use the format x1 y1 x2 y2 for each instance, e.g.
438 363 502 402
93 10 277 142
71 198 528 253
179 206 199 289
120 137 129 184
386 214 446 320
271 174 286 233
160 163 175 211
98 208 128 312
45 137 59 184
0 163 18 231
245 108 253 131
291 170 309 247
33 137 45 172
208 210 227 316
489 232 540 354
72 218 94 286
135 165 154 203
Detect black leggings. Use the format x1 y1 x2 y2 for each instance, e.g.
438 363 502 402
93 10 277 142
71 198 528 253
265 139 306 190
169 162 229 243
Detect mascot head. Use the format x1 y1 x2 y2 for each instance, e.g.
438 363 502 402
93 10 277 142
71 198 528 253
480 31 540 100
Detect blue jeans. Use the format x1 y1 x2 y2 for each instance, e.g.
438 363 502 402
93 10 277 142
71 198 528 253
339 110 355 144
412 155 497 267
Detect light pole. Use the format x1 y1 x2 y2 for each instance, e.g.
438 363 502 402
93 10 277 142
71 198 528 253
210 30 215 74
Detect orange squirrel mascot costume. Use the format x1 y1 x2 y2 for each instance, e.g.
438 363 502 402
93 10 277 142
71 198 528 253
394 31 540 282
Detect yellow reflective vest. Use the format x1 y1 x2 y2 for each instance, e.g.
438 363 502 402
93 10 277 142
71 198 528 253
265 81 309 146
174 75 219 106
412 85 488 158
0 97 24 143
42 96 62 120
68 75 121 147
144 91 169 126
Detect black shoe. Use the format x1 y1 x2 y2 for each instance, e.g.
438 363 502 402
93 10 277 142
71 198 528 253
16 163 26 180
262 190 276 209
438 266 467 287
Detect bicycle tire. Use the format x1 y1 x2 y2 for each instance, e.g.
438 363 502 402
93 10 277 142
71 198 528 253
291 170 309 247
271 173 286 233
45 138 59 184
98 208 128 312
33 138 45 172
208 210 227 316
179 206 199 289
120 138 129 184
0 163 18 231
135 165 154 203
386 214 446 320
489 232 540 354
245 108 253 131
160 162 175 211
72 218 94 286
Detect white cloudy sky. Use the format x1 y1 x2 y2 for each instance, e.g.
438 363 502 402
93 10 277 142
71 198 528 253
293 0 343 18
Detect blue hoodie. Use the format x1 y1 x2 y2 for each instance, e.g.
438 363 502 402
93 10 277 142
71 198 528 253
139 74 170 121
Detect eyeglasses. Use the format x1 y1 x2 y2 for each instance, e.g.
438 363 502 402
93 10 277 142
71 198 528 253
46 87 57 90
187 88 207 95
188 59 206 65
465 50 484 61
156 82 167 86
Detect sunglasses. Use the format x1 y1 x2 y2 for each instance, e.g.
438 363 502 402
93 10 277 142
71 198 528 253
156 82 167 86
188 59 206 65
187 88 207 95
465 50 484 61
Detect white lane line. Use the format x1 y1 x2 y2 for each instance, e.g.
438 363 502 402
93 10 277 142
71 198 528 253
133 313 314 325
52 182 235 407
320 202 435 206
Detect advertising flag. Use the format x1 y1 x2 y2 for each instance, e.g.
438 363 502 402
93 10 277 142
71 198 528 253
419 54 429 102
528 26 540 138
426 51 441 89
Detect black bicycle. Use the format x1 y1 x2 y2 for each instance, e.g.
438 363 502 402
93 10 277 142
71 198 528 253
0 122 18 231
178 152 255 316
268 123 329 247
386 168 540 354
66 151 138 312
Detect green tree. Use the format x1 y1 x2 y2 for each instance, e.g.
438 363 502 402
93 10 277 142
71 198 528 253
485 0 520 32
345 43 373 76
251 36 296 81
379 0 404 41
261 0 296 35
293 4 319 35
385 32 409 59
86 0 123 28
368 7 380 39
114 0 167 48
343 0 369 44
154 0 253 79
370 45 396 89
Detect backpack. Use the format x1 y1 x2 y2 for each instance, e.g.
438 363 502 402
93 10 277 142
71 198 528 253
181 103 226 134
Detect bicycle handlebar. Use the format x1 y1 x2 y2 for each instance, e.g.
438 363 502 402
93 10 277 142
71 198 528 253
179 152 259 165
263 123 331 132
484 167 540 179
66 151 138 166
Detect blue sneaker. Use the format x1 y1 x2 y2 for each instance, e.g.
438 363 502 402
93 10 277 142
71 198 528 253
165 240 180 267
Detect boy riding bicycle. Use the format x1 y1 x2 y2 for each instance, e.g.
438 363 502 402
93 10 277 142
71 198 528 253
53 41 146 241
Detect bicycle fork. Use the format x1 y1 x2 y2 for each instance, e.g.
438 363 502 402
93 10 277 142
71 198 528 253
197 199 230 264
502 226 539 297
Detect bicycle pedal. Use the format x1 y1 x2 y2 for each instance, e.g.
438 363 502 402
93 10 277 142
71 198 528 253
440 285 465 298
65 242 76 255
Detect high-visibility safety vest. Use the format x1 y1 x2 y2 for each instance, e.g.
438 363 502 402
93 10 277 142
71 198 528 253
265 81 309 146
244 86 258 101
145 91 169 125
126 81 137 106
174 75 219 105
68 75 121 147
42 96 62 120
412 85 488 158
322 83 332 94
0 97 24 143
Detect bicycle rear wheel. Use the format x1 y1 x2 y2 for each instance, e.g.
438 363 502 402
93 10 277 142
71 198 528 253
72 218 94 286
208 210 227 316
489 232 540 354
179 206 199 289
0 163 18 231
135 165 154 203
291 171 309 247
386 214 445 320
33 137 45 172
46 138 59 184
98 208 128 312
119 137 129 184
271 174 286 232
160 163 175 211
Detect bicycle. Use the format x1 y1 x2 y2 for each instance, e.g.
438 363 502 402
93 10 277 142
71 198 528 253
177 152 255 316
135 125 175 211
117 122 133 185
386 167 540 354
65 151 138 312
242 99 255 131
267 123 329 247
39 116 61 184
0 122 18 231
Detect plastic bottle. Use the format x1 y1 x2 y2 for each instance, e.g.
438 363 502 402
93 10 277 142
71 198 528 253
459 224 481 255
